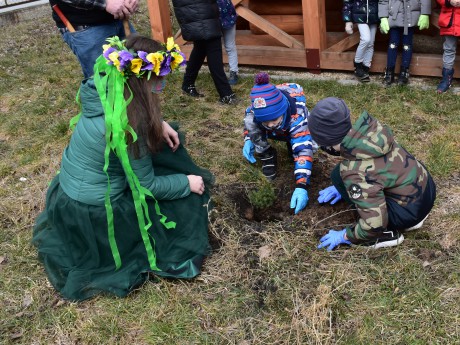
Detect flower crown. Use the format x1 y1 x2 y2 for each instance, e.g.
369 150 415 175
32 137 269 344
102 36 186 78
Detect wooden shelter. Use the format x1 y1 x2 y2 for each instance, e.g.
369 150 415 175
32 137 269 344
147 0 459 77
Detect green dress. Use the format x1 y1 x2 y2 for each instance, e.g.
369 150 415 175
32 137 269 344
32 79 213 301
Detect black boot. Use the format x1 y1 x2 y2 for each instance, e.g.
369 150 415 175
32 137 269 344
397 67 410 86
383 67 395 87
354 61 370 82
259 147 277 181
437 67 454 93
182 85 204 97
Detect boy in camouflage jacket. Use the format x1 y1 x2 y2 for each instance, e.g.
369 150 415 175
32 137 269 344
242 72 316 215
308 97 436 250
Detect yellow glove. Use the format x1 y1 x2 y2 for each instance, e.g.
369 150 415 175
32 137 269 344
380 18 389 34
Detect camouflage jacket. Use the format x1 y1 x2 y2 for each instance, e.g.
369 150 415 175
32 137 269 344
340 111 430 243
243 83 315 187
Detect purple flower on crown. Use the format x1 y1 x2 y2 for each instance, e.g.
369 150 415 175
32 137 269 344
159 54 171 76
118 50 134 71
137 51 153 71
103 46 116 64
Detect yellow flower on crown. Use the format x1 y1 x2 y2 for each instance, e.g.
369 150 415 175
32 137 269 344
170 51 184 70
166 37 180 52
102 44 111 53
130 58 143 75
108 51 121 70
146 52 164 76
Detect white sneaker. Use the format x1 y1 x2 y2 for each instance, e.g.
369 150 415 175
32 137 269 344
360 231 405 249
405 214 429 232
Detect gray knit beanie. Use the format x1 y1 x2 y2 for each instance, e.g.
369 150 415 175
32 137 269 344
309 97 352 146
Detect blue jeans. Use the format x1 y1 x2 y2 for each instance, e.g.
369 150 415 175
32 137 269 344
386 27 414 69
61 21 136 78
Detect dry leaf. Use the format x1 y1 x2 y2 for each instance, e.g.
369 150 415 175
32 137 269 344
258 245 271 260
22 294 33 308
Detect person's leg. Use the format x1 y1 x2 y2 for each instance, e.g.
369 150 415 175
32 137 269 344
355 24 372 64
383 27 401 85
362 24 377 68
62 23 127 78
182 40 207 89
397 27 414 85
222 25 239 85
437 35 457 93
204 37 234 99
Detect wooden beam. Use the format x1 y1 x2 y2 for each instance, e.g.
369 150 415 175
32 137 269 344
146 0 172 42
302 0 327 51
235 6 304 49
324 32 360 53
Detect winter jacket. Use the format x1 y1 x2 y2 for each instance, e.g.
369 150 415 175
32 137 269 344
437 0 460 36
171 0 222 41
378 0 431 33
343 0 380 25
59 78 190 206
244 83 315 188
49 0 117 28
217 0 238 29
339 111 435 243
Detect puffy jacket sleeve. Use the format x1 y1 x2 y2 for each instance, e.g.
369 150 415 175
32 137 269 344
342 0 353 22
378 0 389 18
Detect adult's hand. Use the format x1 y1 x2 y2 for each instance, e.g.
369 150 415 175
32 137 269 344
125 0 139 14
162 121 180 152
380 18 389 34
243 140 256 163
318 185 342 205
187 175 205 195
106 0 130 19
290 188 308 214
317 229 351 251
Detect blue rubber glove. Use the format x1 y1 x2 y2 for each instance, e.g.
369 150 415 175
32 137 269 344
290 188 308 214
318 185 342 205
243 140 256 163
418 14 429 30
317 229 352 251
380 17 389 34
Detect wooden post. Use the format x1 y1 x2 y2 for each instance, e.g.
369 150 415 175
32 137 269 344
302 0 326 73
146 0 172 42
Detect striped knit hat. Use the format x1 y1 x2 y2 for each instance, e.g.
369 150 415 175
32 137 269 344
250 72 288 122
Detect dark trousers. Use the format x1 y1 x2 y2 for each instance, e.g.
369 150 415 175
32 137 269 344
386 27 415 69
182 37 233 98
330 164 436 231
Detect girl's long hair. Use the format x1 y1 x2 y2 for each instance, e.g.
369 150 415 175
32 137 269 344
124 35 164 156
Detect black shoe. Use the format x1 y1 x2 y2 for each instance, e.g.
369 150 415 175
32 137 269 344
228 71 239 85
383 67 395 87
220 93 239 105
182 85 204 97
354 61 370 83
360 231 404 249
397 67 410 86
259 147 277 180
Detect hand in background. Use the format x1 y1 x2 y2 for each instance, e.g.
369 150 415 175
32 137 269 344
162 121 180 152
106 0 130 19
345 22 353 35
380 18 389 34
187 175 205 195
418 15 430 30
125 0 139 14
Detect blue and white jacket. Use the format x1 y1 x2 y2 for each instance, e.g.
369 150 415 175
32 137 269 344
243 83 316 188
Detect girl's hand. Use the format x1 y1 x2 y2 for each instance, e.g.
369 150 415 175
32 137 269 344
162 121 180 152
187 175 205 195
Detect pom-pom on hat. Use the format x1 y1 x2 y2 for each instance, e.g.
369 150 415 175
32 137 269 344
309 97 352 146
250 72 288 122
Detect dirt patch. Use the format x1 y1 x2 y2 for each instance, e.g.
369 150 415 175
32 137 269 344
223 152 358 236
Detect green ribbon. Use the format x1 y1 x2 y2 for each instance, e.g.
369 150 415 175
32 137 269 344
70 55 176 271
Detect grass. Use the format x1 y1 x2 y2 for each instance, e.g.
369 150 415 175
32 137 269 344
1 5 460 345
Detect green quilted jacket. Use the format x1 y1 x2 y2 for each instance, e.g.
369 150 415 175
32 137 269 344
59 78 190 206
